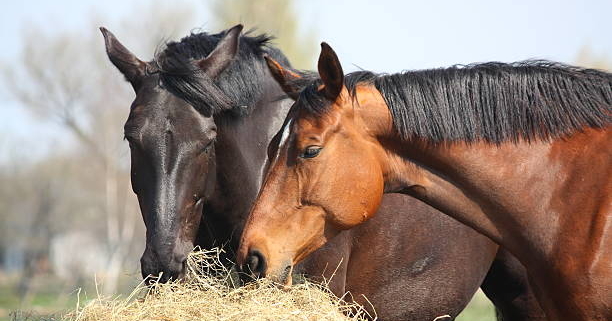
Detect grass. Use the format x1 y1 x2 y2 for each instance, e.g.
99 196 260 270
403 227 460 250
0 279 78 321
456 290 497 321
0 273 138 321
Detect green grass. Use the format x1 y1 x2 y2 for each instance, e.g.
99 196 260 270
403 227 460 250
0 279 78 321
456 290 497 321
0 274 141 321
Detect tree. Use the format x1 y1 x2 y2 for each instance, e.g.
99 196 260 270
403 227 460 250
575 46 611 70
210 0 317 69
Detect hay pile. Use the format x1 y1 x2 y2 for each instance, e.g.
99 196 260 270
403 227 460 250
65 249 373 321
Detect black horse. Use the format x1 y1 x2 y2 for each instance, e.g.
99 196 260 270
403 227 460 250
101 25 545 320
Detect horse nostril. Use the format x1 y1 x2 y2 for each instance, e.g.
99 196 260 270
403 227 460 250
245 249 267 277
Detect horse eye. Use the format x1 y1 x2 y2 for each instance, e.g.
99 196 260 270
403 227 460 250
300 146 322 159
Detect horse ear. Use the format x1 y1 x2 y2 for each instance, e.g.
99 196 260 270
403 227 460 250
317 42 344 100
196 24 243 79
265 55 301 100
100 27 146 92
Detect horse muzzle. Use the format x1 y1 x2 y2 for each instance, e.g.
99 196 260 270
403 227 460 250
140 245 188 284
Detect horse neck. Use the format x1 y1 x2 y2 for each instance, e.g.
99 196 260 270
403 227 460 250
358 86 612 266
385 139 553 248
208 77 292 227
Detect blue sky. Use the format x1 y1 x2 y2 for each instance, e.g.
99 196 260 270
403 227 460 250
299 0 611 70
1 0 610 161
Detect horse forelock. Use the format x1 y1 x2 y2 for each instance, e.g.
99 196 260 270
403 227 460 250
153 28 289 117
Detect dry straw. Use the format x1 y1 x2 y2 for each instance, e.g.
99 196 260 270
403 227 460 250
64 248 374 321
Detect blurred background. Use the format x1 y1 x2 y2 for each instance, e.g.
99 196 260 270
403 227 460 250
0 0 609 320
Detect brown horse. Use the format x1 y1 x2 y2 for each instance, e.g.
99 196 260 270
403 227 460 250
238 42 612 320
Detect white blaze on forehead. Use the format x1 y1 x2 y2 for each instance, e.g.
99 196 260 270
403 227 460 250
279 118 293 146
275 118 293 160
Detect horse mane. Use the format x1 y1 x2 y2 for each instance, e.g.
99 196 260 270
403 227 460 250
293 61 612 143
154 28 290 117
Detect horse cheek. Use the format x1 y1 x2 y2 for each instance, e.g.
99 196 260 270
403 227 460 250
332 154 384 228
360 160 385 223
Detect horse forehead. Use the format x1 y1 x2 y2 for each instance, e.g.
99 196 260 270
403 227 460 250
294 109 341 137
132 98 213 133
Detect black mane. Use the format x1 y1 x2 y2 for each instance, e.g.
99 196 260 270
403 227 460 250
293 61 612 143
154 28 290 116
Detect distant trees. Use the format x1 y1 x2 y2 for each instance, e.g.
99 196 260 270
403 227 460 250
210 0 317 69
575 46 611 70
0 3 198 296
